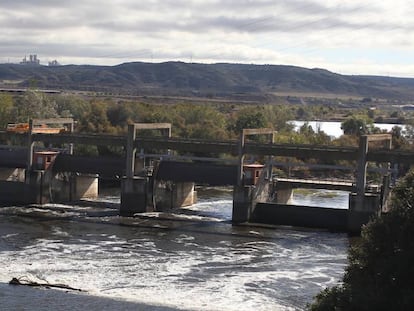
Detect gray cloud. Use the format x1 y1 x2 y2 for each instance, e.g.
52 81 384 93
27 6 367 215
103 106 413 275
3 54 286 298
0 0 412 77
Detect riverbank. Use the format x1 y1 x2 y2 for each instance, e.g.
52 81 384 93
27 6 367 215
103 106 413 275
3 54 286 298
1 282 181 311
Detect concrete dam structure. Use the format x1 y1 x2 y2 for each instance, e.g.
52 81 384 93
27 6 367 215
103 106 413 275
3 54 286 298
1 119 413 233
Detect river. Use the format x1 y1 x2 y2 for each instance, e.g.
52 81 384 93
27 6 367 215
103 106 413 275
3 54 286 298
0 187 348 311
290 120 403 138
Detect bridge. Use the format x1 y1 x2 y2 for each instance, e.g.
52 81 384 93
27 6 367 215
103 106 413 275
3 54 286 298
1 119 413 233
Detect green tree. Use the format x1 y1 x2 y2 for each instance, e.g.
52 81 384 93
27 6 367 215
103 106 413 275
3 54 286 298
232 107 267 133
0 93 15 129
77 101 114 133
55 94 90 120
310 169 414 311
341 116 373 136
15 90 58 121
173 104 228 140
262 105 295 132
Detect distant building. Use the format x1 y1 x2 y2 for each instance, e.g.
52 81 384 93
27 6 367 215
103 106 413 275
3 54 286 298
20 54 40 65
48 60 61 66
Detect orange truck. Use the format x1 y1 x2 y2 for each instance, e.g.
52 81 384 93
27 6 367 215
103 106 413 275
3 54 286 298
6 123 65 134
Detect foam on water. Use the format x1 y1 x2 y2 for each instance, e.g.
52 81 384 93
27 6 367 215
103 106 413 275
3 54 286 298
0 188 349 311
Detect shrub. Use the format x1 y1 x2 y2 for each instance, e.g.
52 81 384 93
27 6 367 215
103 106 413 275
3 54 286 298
309 169 414 311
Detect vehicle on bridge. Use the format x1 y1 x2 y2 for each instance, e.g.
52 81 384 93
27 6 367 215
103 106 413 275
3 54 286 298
6 123 65 134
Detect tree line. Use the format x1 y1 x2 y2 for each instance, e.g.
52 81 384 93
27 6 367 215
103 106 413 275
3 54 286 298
1 90 414 156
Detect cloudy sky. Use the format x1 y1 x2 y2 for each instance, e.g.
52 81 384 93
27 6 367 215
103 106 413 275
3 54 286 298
0 0 413 77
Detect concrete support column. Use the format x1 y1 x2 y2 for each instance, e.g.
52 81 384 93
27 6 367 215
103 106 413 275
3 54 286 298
172 182 196 208
120 177 149 216
232 185 253 223
0 168 25 182
237 132 245 186
69 121 74 155
71 174 99 200
126 124 137 179
355 135 368 212
25 120 35 185
276 188 293 204
348 136 369 233
27 170 46 204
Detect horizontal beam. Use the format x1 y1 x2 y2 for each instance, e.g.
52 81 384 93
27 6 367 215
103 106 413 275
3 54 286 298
133 123 171 130
242 128 274 136
135 137 239 154
364 134 392 142
367 149 414 164
32 118 74 126
31 133 126 146
274 178 355 191
244 142 359 161
2 131 414 164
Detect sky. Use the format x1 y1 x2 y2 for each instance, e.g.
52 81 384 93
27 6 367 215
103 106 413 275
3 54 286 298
0 0 413 77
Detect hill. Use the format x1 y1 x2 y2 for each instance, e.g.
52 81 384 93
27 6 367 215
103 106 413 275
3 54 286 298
1 62 414 101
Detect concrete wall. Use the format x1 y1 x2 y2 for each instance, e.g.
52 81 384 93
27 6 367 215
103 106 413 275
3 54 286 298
349 193 381 213
232 185 254 223
275 188 293 204
0 181 36 205
49 173 99 202
154 181 196 211
173 182 195 208
120 177 149 216
0 168 25 182
73 174 99 199
252 203 349 231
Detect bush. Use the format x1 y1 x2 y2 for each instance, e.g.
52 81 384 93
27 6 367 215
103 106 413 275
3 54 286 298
309 169 414 311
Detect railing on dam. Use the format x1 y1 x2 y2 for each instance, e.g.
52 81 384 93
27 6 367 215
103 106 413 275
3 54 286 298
3 130 414 163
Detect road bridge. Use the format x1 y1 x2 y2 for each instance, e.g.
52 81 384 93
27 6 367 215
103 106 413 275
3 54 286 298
2 131 414 164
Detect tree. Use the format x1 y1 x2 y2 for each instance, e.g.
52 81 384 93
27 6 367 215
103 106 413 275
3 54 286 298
77 101 114 133
232 107 267 133
14 90 58 121
0 93 15 129
55 94 90 120
341 116 372 136
263 105 295 132
173 104 228 140
309 169 414 311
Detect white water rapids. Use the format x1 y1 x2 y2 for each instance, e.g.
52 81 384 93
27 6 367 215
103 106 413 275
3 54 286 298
0 187 349 310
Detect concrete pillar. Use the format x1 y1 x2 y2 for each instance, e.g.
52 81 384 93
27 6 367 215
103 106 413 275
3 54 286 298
348 193 381 234
0 168 25 181
72 174 99 200
232 185 253 223
26 120 34 184
172 182 195 208
126 124 137 179
349 135 371 233
120 177 149 216
237 132 245 186
153 181 196 211
27 170 47 204
276 188 293 204
354 135 368 212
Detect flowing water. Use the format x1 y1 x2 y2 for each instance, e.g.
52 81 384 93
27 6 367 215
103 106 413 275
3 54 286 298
0 187 349 311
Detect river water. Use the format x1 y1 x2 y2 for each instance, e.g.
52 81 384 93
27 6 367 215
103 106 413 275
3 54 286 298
290 120 403 138
0 187 349 311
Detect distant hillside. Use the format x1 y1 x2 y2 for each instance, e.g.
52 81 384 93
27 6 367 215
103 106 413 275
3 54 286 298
1 61 414 101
